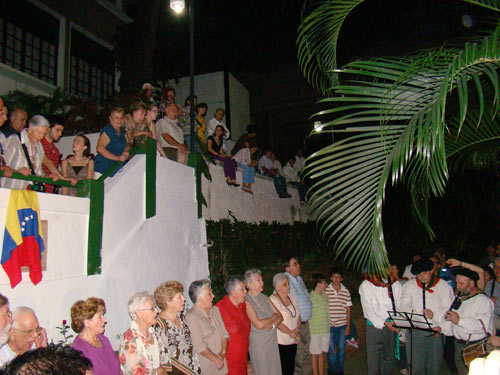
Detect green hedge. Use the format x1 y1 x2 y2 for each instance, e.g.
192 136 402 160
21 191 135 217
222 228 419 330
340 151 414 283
206 219 361 301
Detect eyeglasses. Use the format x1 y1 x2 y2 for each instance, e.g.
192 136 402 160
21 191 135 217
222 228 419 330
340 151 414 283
0 310 12 319
138 307 157 312
13 326 42 336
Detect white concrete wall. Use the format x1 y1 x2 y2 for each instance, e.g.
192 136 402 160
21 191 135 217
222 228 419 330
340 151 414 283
0 155 209 348
228 73 251 140
202 162 309 224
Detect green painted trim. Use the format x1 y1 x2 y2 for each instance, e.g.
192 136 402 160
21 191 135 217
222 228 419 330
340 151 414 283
1 171 86 189
145 138 156 218
188 153 202 218
87 179 104 275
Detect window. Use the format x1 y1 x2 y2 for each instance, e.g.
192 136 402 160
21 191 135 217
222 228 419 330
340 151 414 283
0 0 59 85
70 29 114 103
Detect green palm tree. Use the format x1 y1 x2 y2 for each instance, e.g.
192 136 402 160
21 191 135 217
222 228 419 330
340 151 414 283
297 0 500 275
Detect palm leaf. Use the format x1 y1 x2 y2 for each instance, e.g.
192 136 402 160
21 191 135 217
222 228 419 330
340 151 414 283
303 22 500 275
297 0 365 94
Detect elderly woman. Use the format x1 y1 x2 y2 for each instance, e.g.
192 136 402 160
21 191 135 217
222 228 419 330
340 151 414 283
2 115 66 189
185 279 229 375
118 291 164 375
154 281 201 375
244 269 283 375
269 273 301 375
0 294 12 346
215 277 251 375
94 107 129 177
124 101 152 148
70 297 120 375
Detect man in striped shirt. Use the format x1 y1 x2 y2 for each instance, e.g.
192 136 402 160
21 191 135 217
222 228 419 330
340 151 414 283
325 268 352 375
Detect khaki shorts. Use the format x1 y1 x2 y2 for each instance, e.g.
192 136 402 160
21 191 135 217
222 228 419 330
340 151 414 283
310 333 330 354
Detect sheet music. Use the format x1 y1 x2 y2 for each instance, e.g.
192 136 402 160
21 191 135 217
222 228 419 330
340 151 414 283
388 311 435 331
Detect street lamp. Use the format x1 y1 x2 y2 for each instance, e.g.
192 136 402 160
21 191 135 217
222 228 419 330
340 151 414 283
170 0 185 14
170 0 195 153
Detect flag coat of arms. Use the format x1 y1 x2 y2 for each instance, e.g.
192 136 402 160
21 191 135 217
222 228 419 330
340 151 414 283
1 190 45 288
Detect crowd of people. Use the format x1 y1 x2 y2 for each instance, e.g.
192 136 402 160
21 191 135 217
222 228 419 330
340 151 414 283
0 87 308 202
361 245 500 375
0 256 360 375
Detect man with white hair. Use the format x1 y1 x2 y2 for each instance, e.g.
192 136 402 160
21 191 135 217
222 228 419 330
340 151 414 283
0 306 47 367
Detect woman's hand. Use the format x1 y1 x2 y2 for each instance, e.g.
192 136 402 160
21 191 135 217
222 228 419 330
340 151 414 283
447 259 461 268
17 167 31 176
119 151 129 162
214 354 224 370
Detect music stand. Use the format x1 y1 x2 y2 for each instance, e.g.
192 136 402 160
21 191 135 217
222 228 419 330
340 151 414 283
388 311 435 375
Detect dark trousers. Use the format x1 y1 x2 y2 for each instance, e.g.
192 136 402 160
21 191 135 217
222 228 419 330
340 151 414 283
279 344 297 375
264 172 287 194
366 325 395 375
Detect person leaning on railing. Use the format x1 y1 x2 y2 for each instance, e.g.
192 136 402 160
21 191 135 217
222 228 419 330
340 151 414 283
94 107 129 178
2 115 72 190
61 135 94 196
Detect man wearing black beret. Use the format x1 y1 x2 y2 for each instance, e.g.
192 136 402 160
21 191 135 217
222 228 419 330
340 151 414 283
445 268 495 375
401 259 454 375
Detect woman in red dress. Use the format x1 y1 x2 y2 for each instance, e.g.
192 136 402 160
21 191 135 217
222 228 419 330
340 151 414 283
215 277 251 375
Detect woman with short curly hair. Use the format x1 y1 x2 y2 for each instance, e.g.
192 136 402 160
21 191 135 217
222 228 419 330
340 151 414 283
154 281 201 375
70 297 120 375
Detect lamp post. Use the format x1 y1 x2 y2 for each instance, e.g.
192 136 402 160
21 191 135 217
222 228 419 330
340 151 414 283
170 0 195 153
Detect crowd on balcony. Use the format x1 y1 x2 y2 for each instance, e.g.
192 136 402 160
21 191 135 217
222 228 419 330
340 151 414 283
0 87 308 202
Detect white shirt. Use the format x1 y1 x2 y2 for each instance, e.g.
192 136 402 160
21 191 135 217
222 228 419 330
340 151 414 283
258 155 274 174
233 148 251 165
283 162 300 182
0 343 17 368
447 293 494 341
402 264 415 279
2 129 45 189
206 117 230 140
156 117 184 148
400 278 454 329
273 160 283 175
269 293 301 345
359 279 402 329
294 155 305 172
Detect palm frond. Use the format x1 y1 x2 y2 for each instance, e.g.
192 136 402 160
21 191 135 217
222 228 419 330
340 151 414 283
297 0 365 94
303 24 500 274
463 0 500 12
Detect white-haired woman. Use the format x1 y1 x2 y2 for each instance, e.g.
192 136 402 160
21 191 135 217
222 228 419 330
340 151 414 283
186 279 229 375
244 269 283 375
118 291 165 375
2 115 67 189
269 273 301 375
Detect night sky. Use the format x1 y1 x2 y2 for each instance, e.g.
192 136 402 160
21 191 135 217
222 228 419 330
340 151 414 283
124 0 494 159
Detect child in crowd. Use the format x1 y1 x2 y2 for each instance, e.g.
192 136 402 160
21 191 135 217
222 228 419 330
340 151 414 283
309 273 330 375
325 267 352 375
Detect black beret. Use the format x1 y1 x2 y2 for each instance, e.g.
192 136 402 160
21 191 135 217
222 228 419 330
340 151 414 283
452 267 479 282
411 259 434 275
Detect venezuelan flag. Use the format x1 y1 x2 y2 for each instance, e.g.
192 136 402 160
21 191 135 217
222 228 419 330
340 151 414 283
1 190 45 288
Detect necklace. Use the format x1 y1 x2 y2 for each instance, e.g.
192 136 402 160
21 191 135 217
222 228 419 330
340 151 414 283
276 293 297 318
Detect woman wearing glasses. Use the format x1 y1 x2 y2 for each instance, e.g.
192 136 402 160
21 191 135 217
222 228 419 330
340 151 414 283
70 297 120 375
118 291 165 375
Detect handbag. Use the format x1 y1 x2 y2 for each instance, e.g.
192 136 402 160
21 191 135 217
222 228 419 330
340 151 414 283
21 143 45 192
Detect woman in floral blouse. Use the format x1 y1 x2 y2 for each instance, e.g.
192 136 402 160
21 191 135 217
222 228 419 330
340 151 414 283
119 291 165 375
154 281 201 375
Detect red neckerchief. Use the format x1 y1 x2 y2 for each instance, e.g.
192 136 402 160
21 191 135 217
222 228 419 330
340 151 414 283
416 276 440 293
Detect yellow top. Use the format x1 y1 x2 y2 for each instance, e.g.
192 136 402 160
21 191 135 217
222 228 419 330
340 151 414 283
196 116 206 143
